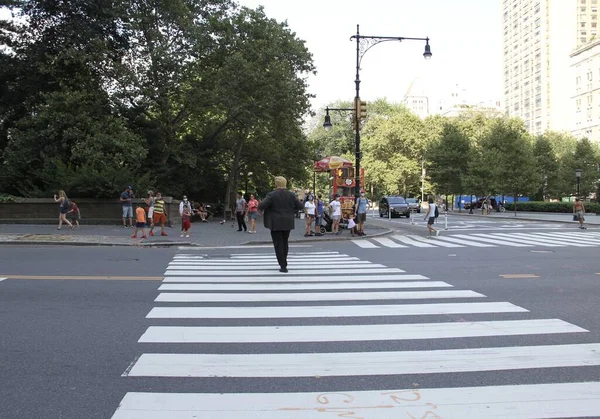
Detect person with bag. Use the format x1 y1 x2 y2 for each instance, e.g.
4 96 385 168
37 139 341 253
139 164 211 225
425 198 439 237
354 191 369 236
53 190 73 230
573 198 586 229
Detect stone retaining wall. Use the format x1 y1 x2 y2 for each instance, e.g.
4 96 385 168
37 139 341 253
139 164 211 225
0 198 182 225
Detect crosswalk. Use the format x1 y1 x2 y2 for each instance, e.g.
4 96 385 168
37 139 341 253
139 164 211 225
111 251 600 418
353 230 600 249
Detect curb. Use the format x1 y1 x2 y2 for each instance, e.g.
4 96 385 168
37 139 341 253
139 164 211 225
0 228 394 248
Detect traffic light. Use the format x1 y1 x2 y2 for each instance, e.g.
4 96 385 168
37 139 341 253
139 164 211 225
359 100 367 120
337 169 343 177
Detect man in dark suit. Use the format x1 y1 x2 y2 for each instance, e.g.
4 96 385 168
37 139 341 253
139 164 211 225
258 176 303 273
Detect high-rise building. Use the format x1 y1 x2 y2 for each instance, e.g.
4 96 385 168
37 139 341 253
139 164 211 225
577 0 599 48
502 0 576 135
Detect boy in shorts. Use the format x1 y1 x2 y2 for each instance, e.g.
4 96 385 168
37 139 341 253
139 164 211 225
67 201 81 228
131 204 147 239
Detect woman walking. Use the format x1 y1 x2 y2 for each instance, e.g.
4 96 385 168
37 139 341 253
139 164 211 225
247 194 259 233
53 190 73 230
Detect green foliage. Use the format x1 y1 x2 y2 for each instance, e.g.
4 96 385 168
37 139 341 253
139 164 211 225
0 1 314 202
505 201 600 213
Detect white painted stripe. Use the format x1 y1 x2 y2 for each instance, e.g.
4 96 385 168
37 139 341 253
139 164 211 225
515 233 595 247
168 260 366 266
459 234 533 247
165 263 386 270
534 232 600 244
432 236 495 247
352 239 379 248
175 255 348 261
0 278 6 282
170 259 361 264
124 343 600 377
372 237 407 248
178 245 311 250
555 231 600 239
162 274 422 283
230 252 340 257
407 235 464 248
164 268 405 276
490 233 565 247
146 301 528 319
154 290 485 303
157 281 451 291
138 319 586 343
391 235 436 247
110 382 600 419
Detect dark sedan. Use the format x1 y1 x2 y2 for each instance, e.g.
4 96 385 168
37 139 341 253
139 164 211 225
379 196 411 218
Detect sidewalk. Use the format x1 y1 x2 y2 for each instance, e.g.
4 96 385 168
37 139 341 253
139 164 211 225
0 218 391 247
449 210 600 225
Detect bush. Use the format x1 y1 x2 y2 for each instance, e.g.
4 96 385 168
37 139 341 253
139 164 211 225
505 201 600 213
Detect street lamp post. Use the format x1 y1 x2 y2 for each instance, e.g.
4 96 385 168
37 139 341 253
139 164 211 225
324 25 432 199
575 169 582 198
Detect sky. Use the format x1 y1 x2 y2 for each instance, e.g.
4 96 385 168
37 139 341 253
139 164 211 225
236 0 503 113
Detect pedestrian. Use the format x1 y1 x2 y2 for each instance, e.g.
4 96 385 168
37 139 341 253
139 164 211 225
53 190 73 230
425 198 439 236
304 194 316 236
329 194 342 235
258 176 303 273
235 192 247 232
131 204 147 239
144 191 154 228
66 200 81 228
181 205 191 237
179 195 192 218
247 194 259 233
573 198 586 229
120 186 135 228
149 191 168 236
315 195 324 236
354 190 369 236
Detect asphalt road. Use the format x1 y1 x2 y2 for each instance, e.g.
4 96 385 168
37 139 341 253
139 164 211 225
2 218 600 418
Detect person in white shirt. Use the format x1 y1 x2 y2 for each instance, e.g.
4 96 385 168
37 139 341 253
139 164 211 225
329 194 342 235
304 195 316 236
424 198 439 236
179 195 192 216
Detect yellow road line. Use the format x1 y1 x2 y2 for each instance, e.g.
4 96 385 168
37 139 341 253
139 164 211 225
1 275 163 281
500 274 540 279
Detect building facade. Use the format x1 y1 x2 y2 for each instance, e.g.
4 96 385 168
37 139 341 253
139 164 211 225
571 39 600 140
577 0 599 48
502 0 576 135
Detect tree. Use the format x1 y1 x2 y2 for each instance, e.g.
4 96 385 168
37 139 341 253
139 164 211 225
485 118 539 208
427 120 471 196
361 104 427 197
533 135 559 200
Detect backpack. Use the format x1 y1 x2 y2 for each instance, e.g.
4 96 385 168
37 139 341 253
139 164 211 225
434 206 439 218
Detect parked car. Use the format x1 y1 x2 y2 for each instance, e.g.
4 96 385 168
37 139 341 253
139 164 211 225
379 196 411 218
464 198 497 210
405 197 421 213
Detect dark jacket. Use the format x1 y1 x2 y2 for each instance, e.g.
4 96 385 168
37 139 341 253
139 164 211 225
258 188 303 231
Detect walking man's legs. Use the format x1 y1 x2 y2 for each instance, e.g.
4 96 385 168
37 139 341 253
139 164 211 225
271 230 290 272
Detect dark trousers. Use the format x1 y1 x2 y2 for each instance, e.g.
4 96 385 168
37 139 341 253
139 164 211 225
270 230 290 269
236 211 247 231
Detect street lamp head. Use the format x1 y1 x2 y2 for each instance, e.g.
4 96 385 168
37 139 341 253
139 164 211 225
423 38 432 60
576 168 582 178
323 113 332 131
